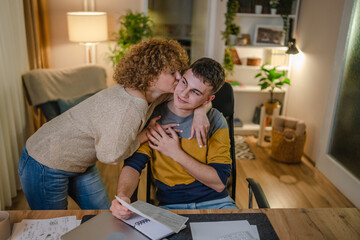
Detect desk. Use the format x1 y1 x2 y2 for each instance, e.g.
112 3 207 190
7 208 360 240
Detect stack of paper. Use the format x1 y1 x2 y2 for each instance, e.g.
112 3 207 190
11 216 80 240
190 220 260 240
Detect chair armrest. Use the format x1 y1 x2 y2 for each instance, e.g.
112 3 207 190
246 178 270 208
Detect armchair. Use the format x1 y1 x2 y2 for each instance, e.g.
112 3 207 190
22 65 107 121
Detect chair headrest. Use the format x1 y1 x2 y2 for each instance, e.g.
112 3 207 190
212 82 234 117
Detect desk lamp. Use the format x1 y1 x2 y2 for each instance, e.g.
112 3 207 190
286 38 299 54
67 11 108 64
285 18 299 55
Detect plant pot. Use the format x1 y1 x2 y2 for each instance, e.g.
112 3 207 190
255 5 263 14
271 8 277 15
229 35 237 46
264 101 279 115
247 57 261 66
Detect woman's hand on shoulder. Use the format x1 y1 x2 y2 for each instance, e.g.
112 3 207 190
138 116 181 144
191 106 210 147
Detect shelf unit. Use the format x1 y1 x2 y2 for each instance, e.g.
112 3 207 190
229 0 300 136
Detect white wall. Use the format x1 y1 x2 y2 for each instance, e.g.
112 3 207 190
47 0 143 86
285 0 345 161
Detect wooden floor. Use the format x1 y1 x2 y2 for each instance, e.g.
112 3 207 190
7 136 354 210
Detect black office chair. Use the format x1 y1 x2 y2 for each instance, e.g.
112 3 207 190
213 83 270 208
211 82 236 200
246 178 270 208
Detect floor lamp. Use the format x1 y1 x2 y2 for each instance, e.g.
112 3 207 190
67 11 108 64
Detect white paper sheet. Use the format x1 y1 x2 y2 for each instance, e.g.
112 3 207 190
190 220 260 240
11 216 80 240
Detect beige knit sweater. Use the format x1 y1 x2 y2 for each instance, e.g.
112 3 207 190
26 85 168 173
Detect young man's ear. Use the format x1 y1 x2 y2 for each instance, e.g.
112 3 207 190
202 95 215 106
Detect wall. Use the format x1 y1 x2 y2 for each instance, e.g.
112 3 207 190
285 0 345 161
47 0 143 86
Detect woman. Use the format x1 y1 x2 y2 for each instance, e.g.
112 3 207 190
18 39 209 210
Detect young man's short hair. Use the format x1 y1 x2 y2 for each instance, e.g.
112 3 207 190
189 57 225 94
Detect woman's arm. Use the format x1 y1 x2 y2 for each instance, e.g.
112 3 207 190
191 102 212 147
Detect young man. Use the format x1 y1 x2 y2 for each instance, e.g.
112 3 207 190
110 57 237 220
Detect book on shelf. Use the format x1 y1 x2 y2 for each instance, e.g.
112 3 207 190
234 118 244 127
115 196 188 240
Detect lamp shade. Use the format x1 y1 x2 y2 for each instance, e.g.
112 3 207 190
67 12 108 43
286 38 299 55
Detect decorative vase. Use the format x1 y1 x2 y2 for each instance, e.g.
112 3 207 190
271 8 277 15
255 5 263 14
264 101 279 115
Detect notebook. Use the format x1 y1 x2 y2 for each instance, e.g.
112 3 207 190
115 196 187 240
60 211 149 240
121 211 178 240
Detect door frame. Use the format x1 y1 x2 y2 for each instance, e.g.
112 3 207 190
316 0 360 207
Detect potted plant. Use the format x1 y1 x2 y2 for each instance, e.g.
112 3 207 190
228 23 240 45
108 10 153 67
222 0 240 45
255 64 290 114
269 0 279 14
222 0 240 79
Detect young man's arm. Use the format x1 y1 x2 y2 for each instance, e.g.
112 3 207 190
110 166 139 220
110 152 150 220
147 124 225 192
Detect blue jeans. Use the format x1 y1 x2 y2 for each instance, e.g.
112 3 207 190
161 196 238 210
18 147 111 210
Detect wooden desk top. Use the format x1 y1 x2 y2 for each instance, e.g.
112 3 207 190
7 208 360 240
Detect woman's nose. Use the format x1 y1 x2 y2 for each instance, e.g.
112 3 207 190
175 71 181 80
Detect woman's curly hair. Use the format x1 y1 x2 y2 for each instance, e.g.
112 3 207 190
113 39 189 91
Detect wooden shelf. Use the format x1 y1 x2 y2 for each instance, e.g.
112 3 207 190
234 122 272 135
233 45 288 50
236 13 296 18
229 0 299 137
232 85 287 93
233 65 289 71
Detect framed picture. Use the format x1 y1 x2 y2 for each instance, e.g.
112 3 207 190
237 34 251 46
254 25 284 46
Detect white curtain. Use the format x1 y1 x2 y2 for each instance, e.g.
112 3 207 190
0 0 29 209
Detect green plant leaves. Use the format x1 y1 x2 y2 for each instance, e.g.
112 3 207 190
254 64 291 102
108 10 154 67
222 0 240 45
223 47 234 76
283 78 290 84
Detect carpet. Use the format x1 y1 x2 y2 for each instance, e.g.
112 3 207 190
235 135 256 160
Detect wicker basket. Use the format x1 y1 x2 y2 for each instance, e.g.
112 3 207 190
271 129 306 163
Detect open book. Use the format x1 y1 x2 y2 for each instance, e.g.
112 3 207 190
115 196 188 240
